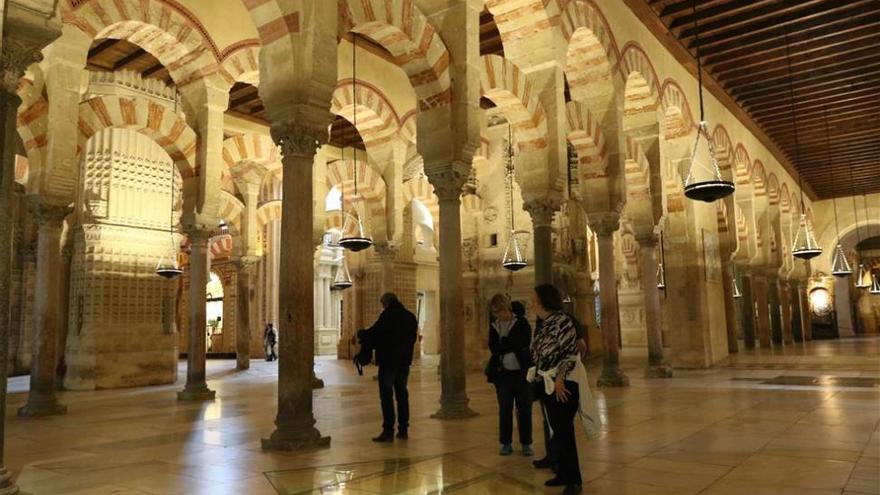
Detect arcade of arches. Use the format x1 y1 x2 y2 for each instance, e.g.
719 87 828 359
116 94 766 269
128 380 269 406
0 1 877 494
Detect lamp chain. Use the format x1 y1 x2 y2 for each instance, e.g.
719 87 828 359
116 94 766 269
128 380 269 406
783 30 806 211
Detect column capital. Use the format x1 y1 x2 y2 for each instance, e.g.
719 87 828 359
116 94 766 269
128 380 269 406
633 225 660 247
233 255 260 270
372 243 399 261
587 212 620 237
426 168 468 202
28 198 70 228
1 38 44 94
184 227 213 244
271 121 327 159
523 198 562 228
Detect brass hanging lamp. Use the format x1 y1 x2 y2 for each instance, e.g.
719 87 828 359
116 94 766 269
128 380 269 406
849 165 871 288
502 124 527 271
331 256 353 291
784 32 821 261
731 264 742 299
824 108 852 276
156 164 183 279
338 35 373 253
656 232 666 290
682 0 734 203
868 194 880 295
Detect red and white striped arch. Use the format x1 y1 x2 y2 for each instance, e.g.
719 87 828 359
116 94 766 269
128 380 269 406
78 95 198 179
221 133 281 188
733 144 752 189
339 0 451 111
216 190 244 233
402 176 438 223
711 125 734 177
766 172 780 206
325 158 386 219
331 80 404 150
484 0 557 50
620 43 660 119
220 41 261 87
480 55 548 151
256 199 282 231
660 79 696 140
210 234 234 260
565 101 607 178
623 137 650 201
779 182 792 214
560 0 619 102
751 159 767 199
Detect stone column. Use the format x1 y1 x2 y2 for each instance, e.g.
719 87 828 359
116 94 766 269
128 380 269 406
752 275 772 349
637 232 671 378
523 198 560 285
768 275 783 346
178 229 215 400
262 122 329 451
740 272 757 348
790 281 803 342
18 200 69 417
235 256 258 370
589 213 629 387
722 262 739 354
428 170 477 419
833 277 855 338
779 281 794 345
799 281 813 341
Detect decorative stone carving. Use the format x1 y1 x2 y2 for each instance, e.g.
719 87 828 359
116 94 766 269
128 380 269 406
461 237 478 272
588 212 621 237
29 200 70 228
271 121 327 159
482 206 498 224
523 198 562 228
426 169 468 202
1 38 43 93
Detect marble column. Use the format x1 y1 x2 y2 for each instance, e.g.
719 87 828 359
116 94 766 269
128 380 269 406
833 277 855 337
523 198 560 286
740 273 757 348
637 233 671 378
178 229 215 401
428 170 477 419
262 122 329 451
589 213 629 387
779 281 794 345
799 281 813 341
768 275 783 346
721 262 739 354
235 256 258 370
0 89 23 493
18 200 69 417
790 281 804 342
752 275 772 349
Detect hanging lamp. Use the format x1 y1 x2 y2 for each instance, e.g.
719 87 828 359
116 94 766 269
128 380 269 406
849 165 871 288
331 256 353 291
502 124 527 271
868 194 880 295
656 232 667 290
156 164 183 279
338 35 373 253
682 0 734 203
784 32 822 261
731 264 742 299
823 108 852 276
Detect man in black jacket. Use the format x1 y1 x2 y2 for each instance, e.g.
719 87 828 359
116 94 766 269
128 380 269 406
356 292 418 442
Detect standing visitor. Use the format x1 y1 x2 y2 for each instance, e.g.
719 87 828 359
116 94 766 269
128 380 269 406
263 323 277 362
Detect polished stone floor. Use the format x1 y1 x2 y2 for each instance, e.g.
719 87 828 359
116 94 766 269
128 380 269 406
6 338 880 494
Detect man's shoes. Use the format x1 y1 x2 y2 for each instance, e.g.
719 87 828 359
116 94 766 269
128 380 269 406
562 484 582 494
396 429 408 440
545 476 566 487
533 457 554 469
499 444 513 456
371 431 394 443
522 444 534 456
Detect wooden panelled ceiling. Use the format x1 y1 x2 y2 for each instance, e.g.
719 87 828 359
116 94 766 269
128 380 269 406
636 0 880 199
87 38 172 85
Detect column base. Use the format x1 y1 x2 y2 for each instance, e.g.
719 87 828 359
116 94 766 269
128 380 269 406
236 360 250 371
177 385 216 401
644 364 673 379
312 373 324 389
431 398 478 420
597 368 630 388
0 467 19 495
261 426 330 452
17 393 67 417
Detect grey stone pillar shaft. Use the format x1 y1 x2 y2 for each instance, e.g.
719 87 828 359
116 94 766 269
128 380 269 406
799 283 813 341
0 90 21 493
740 274 756 348
591 214 629 387
523 199 559 286
262 123 329 450
753 275 772 349
178 230 215 401
18 200 68 417
833 277 855 337
722 263 739 354
768 276 782 346
235 258 257 370
638 237 670 377
429 171 476 419
790 281 803 342
780 282 794 345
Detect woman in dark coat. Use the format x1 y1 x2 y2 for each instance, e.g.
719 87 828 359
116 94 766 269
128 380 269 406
488 293 533 456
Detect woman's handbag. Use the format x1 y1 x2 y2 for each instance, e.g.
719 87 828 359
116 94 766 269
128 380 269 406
484 354 501 383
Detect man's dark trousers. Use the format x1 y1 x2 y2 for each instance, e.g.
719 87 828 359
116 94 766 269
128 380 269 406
378 366 410 433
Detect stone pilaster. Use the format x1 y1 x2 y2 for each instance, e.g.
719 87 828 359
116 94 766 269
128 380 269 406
234 256 259 370
262 121 330 451
523 198 561 286
636 231 671 378
177 228 215 401
18 200 69 417
752 274 772 349
739 272 757 349
799 281 813 341
779 280 794 345
588 212 629 388
427 168 478 419
767 274 783 346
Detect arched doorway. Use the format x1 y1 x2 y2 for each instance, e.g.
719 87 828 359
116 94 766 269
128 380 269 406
206 271 224 353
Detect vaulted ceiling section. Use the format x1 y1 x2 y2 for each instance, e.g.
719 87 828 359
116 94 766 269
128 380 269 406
633 0 880 199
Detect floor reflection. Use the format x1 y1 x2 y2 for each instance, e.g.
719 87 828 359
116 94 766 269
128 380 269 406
264 455 537 494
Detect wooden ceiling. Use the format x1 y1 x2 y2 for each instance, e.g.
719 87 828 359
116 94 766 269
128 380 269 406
636 0 880 199
87 38 172 85
226 82 267 124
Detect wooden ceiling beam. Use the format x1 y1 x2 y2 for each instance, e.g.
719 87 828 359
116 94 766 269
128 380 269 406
748 90 880 120
87 38 117 59
740 74 880 109
112 48 149 71
675 0 826 40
